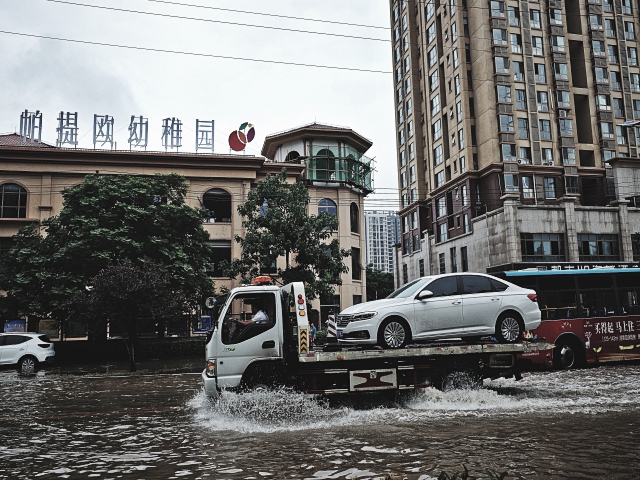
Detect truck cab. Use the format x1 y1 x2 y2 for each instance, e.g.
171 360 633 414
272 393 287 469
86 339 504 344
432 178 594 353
202 282 309 396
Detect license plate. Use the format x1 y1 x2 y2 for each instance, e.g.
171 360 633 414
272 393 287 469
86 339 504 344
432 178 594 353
337 329 343 339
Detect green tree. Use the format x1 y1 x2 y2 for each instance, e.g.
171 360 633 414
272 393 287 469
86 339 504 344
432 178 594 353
365 264 395 301
224 169 350 300
69 262 187 371
0 174 215 331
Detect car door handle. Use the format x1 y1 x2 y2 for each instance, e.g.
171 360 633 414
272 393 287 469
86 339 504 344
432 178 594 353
491 298 500 301
452 301 462 305
262 340 275 349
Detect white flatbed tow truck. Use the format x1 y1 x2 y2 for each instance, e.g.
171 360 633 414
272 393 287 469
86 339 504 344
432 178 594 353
202 281 553 396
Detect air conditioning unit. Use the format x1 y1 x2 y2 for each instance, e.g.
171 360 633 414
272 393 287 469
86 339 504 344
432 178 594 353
517 158 530 164
543 161 554 166
558 110 568 117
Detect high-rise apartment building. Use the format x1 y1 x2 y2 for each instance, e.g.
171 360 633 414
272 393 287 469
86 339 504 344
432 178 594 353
364 210 401 273
390 0 640 285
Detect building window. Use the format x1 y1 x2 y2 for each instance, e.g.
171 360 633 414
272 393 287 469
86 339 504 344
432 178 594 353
431 94 440 115
497 85 511 103
622 0 632 14
435 170 445 187
495 56 510 74
427 22 436 43
532 36 543 56
203 188 232 223
550 8 562 25
439 252 446 273
632 234 640 261
402 264 408 284
419 259 425 277
554 63 568 80
513 61 524 82
518 118 529 139
511 33 523 54
413 234 420 251
426 0 435 19
628 47 638 66
562 148 576 164
608 45 619 63
463 213 470 233
318 198 337 216
521 176 534 198
458 129 465 149
530 9 541 28
504 173 518 192
450 247 458 272
206 240 232 277
499 114 514 132
0 183 27 218
432 119 442 140
595 67 608 84
534 63 546 83
559 119 573 136
521 233 565 262
542 148 553 164
461 246 469 271
557 91 571 108
501 143 516 162
490 0 505 17
352 247 362 280
493 28 508 46
543 177 556 198
508 6 520 26
430 71 439 91
437 223 448 243
537 91 549 111
592 40 606 57
456 101 463 122
578 234 620 261
434 144 444 166
436 196 446 218
515 89 527 109
350 203 359 233
601 122 614 139
565 176 579 194
539 119 551 140
617 125 628 145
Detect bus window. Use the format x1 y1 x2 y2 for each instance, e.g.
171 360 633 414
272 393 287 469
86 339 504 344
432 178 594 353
578 274 613 290
619 289 640 315
538 276 573 292
579 290 616 317
539 291 578 320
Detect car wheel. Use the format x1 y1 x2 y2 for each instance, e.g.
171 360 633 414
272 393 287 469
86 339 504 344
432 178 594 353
378 318 409 349
495 313 523 344
18 356 38 374
553 337 585 370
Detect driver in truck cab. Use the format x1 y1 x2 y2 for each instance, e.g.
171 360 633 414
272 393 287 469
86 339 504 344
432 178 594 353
235 300 269 326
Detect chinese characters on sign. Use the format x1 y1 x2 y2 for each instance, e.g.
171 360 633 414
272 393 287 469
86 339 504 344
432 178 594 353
93 114 115 149
56 111 79 148
18 110 228 153
196 119 215 153
585 319 640 344
128 115 149 150
19 110 42 145
161 117 182 151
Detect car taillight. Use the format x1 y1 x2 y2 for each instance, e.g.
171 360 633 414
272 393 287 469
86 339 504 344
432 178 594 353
38 343 51 348
527 293 538 302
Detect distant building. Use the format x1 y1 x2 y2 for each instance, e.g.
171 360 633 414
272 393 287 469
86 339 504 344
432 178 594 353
364 210 400 274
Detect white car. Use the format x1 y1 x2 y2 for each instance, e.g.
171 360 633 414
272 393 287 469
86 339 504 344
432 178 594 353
0 333 55 372
337 273 541 348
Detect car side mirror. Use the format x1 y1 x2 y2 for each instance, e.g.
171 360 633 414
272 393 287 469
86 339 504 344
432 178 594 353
416 290 434 300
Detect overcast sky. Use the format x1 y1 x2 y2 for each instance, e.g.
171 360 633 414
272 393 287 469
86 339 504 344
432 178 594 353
0 0 400 210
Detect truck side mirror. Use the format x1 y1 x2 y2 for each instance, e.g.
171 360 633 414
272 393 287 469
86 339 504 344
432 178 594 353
416 289 434 300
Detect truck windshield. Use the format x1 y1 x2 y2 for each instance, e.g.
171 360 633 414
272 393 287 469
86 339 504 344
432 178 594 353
387 278 431 298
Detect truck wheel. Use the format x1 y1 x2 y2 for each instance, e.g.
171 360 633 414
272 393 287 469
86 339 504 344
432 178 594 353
495 312 523 344
18 356 38 375
553 337 585 370
378 318 409 349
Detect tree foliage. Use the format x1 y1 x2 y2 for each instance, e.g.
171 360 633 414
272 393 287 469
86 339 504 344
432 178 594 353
0 173 215 322
69 262 187 371
224 169 350 300
365 264 395 301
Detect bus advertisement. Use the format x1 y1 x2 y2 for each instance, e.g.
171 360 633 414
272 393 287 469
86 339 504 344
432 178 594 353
496 268 640 369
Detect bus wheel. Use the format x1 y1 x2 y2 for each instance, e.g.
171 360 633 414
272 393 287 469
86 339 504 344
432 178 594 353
553 338 584 370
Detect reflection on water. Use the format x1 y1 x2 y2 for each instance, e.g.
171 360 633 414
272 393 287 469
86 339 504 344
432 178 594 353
0 367 639 479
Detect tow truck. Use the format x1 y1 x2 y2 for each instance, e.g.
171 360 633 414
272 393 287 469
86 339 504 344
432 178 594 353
202 281 554 396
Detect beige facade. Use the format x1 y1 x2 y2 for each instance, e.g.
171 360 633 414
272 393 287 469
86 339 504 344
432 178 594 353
390 0 640 284
1 122 371 324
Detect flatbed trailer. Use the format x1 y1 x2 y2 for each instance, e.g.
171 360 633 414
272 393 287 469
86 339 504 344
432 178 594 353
202 282 554 396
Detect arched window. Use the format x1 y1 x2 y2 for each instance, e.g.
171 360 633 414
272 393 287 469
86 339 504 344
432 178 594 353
202 188 232 223
0 183 27 218
350 202 359 233
315 149 336 181
284 151 300 162
318 198 337 216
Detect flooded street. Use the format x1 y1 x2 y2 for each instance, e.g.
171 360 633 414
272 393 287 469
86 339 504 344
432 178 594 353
1 366 639 479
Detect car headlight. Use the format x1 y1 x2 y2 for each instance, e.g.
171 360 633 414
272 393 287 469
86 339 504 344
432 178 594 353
351 312 377 321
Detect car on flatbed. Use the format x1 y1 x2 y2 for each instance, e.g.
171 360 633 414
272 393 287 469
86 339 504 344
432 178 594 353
0 333 55 373
336 273 541 349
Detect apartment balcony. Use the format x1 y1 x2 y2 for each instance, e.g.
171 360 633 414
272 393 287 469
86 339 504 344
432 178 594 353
306 146 373 192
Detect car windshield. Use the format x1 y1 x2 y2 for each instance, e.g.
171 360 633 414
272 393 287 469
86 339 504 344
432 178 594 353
387 278 432 298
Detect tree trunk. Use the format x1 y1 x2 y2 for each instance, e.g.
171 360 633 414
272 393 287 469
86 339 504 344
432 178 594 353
129 338 136 372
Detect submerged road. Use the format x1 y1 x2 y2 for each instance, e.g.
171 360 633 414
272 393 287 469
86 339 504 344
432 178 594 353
0 365 639 479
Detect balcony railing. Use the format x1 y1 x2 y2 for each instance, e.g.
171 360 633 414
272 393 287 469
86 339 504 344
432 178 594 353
307 147 373 191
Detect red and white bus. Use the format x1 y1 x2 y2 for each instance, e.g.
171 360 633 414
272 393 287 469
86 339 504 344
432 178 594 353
496 268 640 369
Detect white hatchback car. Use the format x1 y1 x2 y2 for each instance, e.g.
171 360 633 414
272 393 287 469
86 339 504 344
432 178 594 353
337 273 541 348
0 333 55 372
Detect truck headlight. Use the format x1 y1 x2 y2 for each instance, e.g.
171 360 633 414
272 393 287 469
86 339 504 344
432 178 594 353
205 359 216 378
351 312 377 321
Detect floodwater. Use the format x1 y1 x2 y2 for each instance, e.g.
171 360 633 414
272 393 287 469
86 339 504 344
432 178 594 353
1 366 639 479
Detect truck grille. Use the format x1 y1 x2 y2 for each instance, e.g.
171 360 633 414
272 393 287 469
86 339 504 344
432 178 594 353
336 315 351 327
